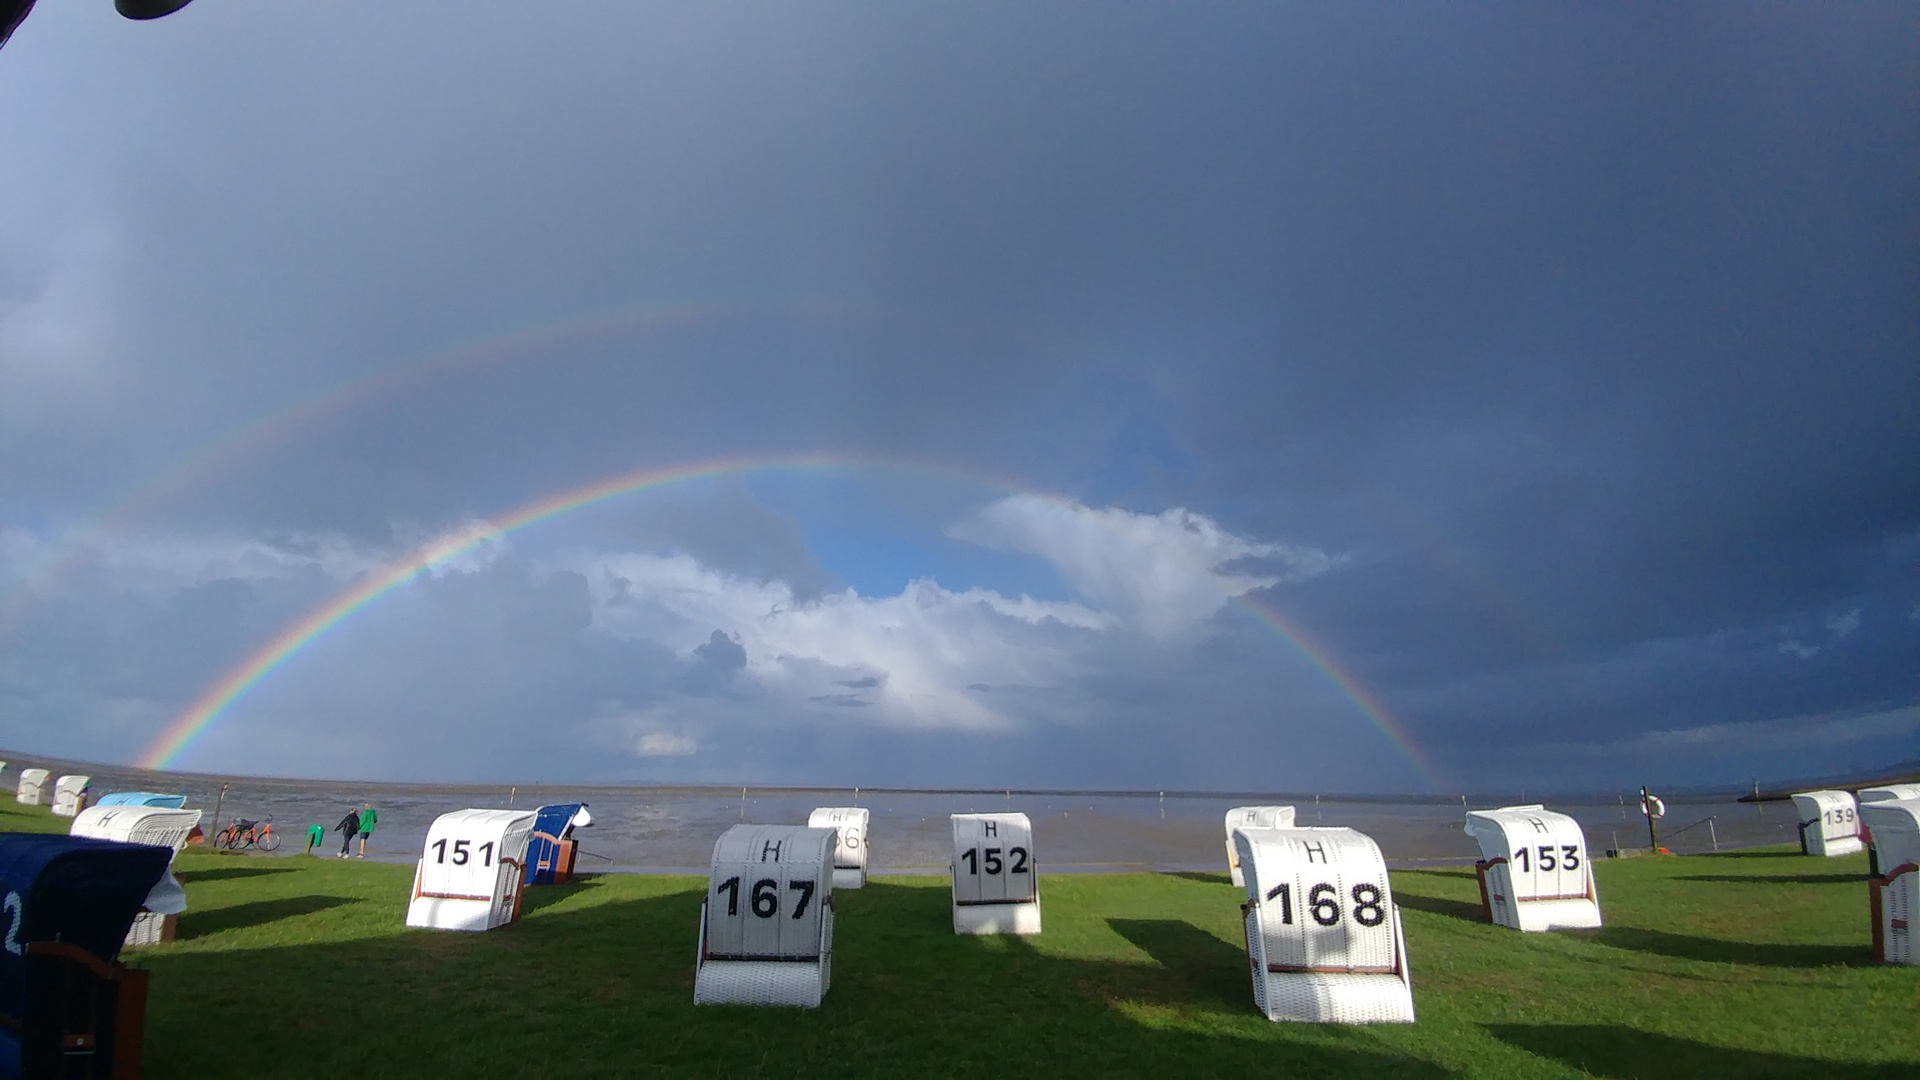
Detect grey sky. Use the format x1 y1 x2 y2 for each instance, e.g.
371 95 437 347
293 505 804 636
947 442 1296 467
1 3 1914 791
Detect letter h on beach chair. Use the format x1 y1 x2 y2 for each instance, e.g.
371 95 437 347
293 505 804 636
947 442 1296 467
694 825 837 1007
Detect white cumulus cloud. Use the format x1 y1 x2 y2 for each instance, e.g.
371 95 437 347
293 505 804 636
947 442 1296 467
950 494 1336 637
636 730 699 757
4 495 1341 773
570 550 1109 734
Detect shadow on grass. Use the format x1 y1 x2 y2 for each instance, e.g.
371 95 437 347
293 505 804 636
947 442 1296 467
178 895 355 939
1107 918 1248 1010
1393 868 1475 882
1384 869 1487 925
141 882 1456 1079
179 865 300 883
1674 873 1863 886
1161 870 1232 885
1391 892 1487 924
520 877 607 915
1488 1024 1914 1079
1594 926 1869 969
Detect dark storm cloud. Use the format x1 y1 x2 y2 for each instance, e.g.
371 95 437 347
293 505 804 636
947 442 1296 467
0 3 1914 787
682 629 747 697
806 694 870 709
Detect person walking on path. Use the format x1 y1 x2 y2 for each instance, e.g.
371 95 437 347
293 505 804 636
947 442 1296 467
304 823 324 855
356 803 378 859
334 808 360 858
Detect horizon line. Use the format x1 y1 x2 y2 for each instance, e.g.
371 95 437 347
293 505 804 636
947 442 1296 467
7 745 1915 804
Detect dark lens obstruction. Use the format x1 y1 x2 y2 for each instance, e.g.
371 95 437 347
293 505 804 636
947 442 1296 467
116 0 194 20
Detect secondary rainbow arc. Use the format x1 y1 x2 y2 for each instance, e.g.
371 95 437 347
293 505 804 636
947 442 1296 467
0 299 861 648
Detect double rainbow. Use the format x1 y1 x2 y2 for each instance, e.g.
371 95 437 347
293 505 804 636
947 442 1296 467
133 456 1440 784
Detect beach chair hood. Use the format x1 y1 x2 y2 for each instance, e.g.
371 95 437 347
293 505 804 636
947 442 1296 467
0 834 171 1028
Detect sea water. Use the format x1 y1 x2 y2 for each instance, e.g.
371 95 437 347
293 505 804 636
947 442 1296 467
4 753 1804 872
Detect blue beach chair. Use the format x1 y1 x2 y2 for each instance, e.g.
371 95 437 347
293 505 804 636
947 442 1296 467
94 793 189 809
524 804 592 886
0 833 172 1080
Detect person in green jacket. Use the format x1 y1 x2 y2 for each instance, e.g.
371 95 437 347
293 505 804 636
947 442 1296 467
304 823 324 855
357 803 377 859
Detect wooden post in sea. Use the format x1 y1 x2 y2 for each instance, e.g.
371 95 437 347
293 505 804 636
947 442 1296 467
1641 785 1660 851
209 783 229 845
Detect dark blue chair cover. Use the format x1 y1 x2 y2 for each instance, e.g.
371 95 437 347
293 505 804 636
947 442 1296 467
525 804 586 886
0 833 171 1080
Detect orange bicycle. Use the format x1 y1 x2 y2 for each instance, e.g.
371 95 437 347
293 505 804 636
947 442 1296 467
215 815 281 852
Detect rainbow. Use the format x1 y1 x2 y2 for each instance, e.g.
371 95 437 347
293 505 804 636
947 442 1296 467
0 299 860 649
1232 594 1439 783
1352 488 1559 662
136 453 846 769
135 457 1440 784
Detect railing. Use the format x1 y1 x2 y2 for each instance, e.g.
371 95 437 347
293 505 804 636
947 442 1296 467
1661 815 1719 852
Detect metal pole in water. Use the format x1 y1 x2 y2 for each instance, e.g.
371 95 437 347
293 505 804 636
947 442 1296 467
1709 818 1718 852
740 787 747 821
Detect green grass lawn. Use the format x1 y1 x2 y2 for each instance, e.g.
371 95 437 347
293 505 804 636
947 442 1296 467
5 800 1914 1078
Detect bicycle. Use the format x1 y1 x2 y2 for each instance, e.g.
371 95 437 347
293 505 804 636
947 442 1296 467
215 815 281 852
